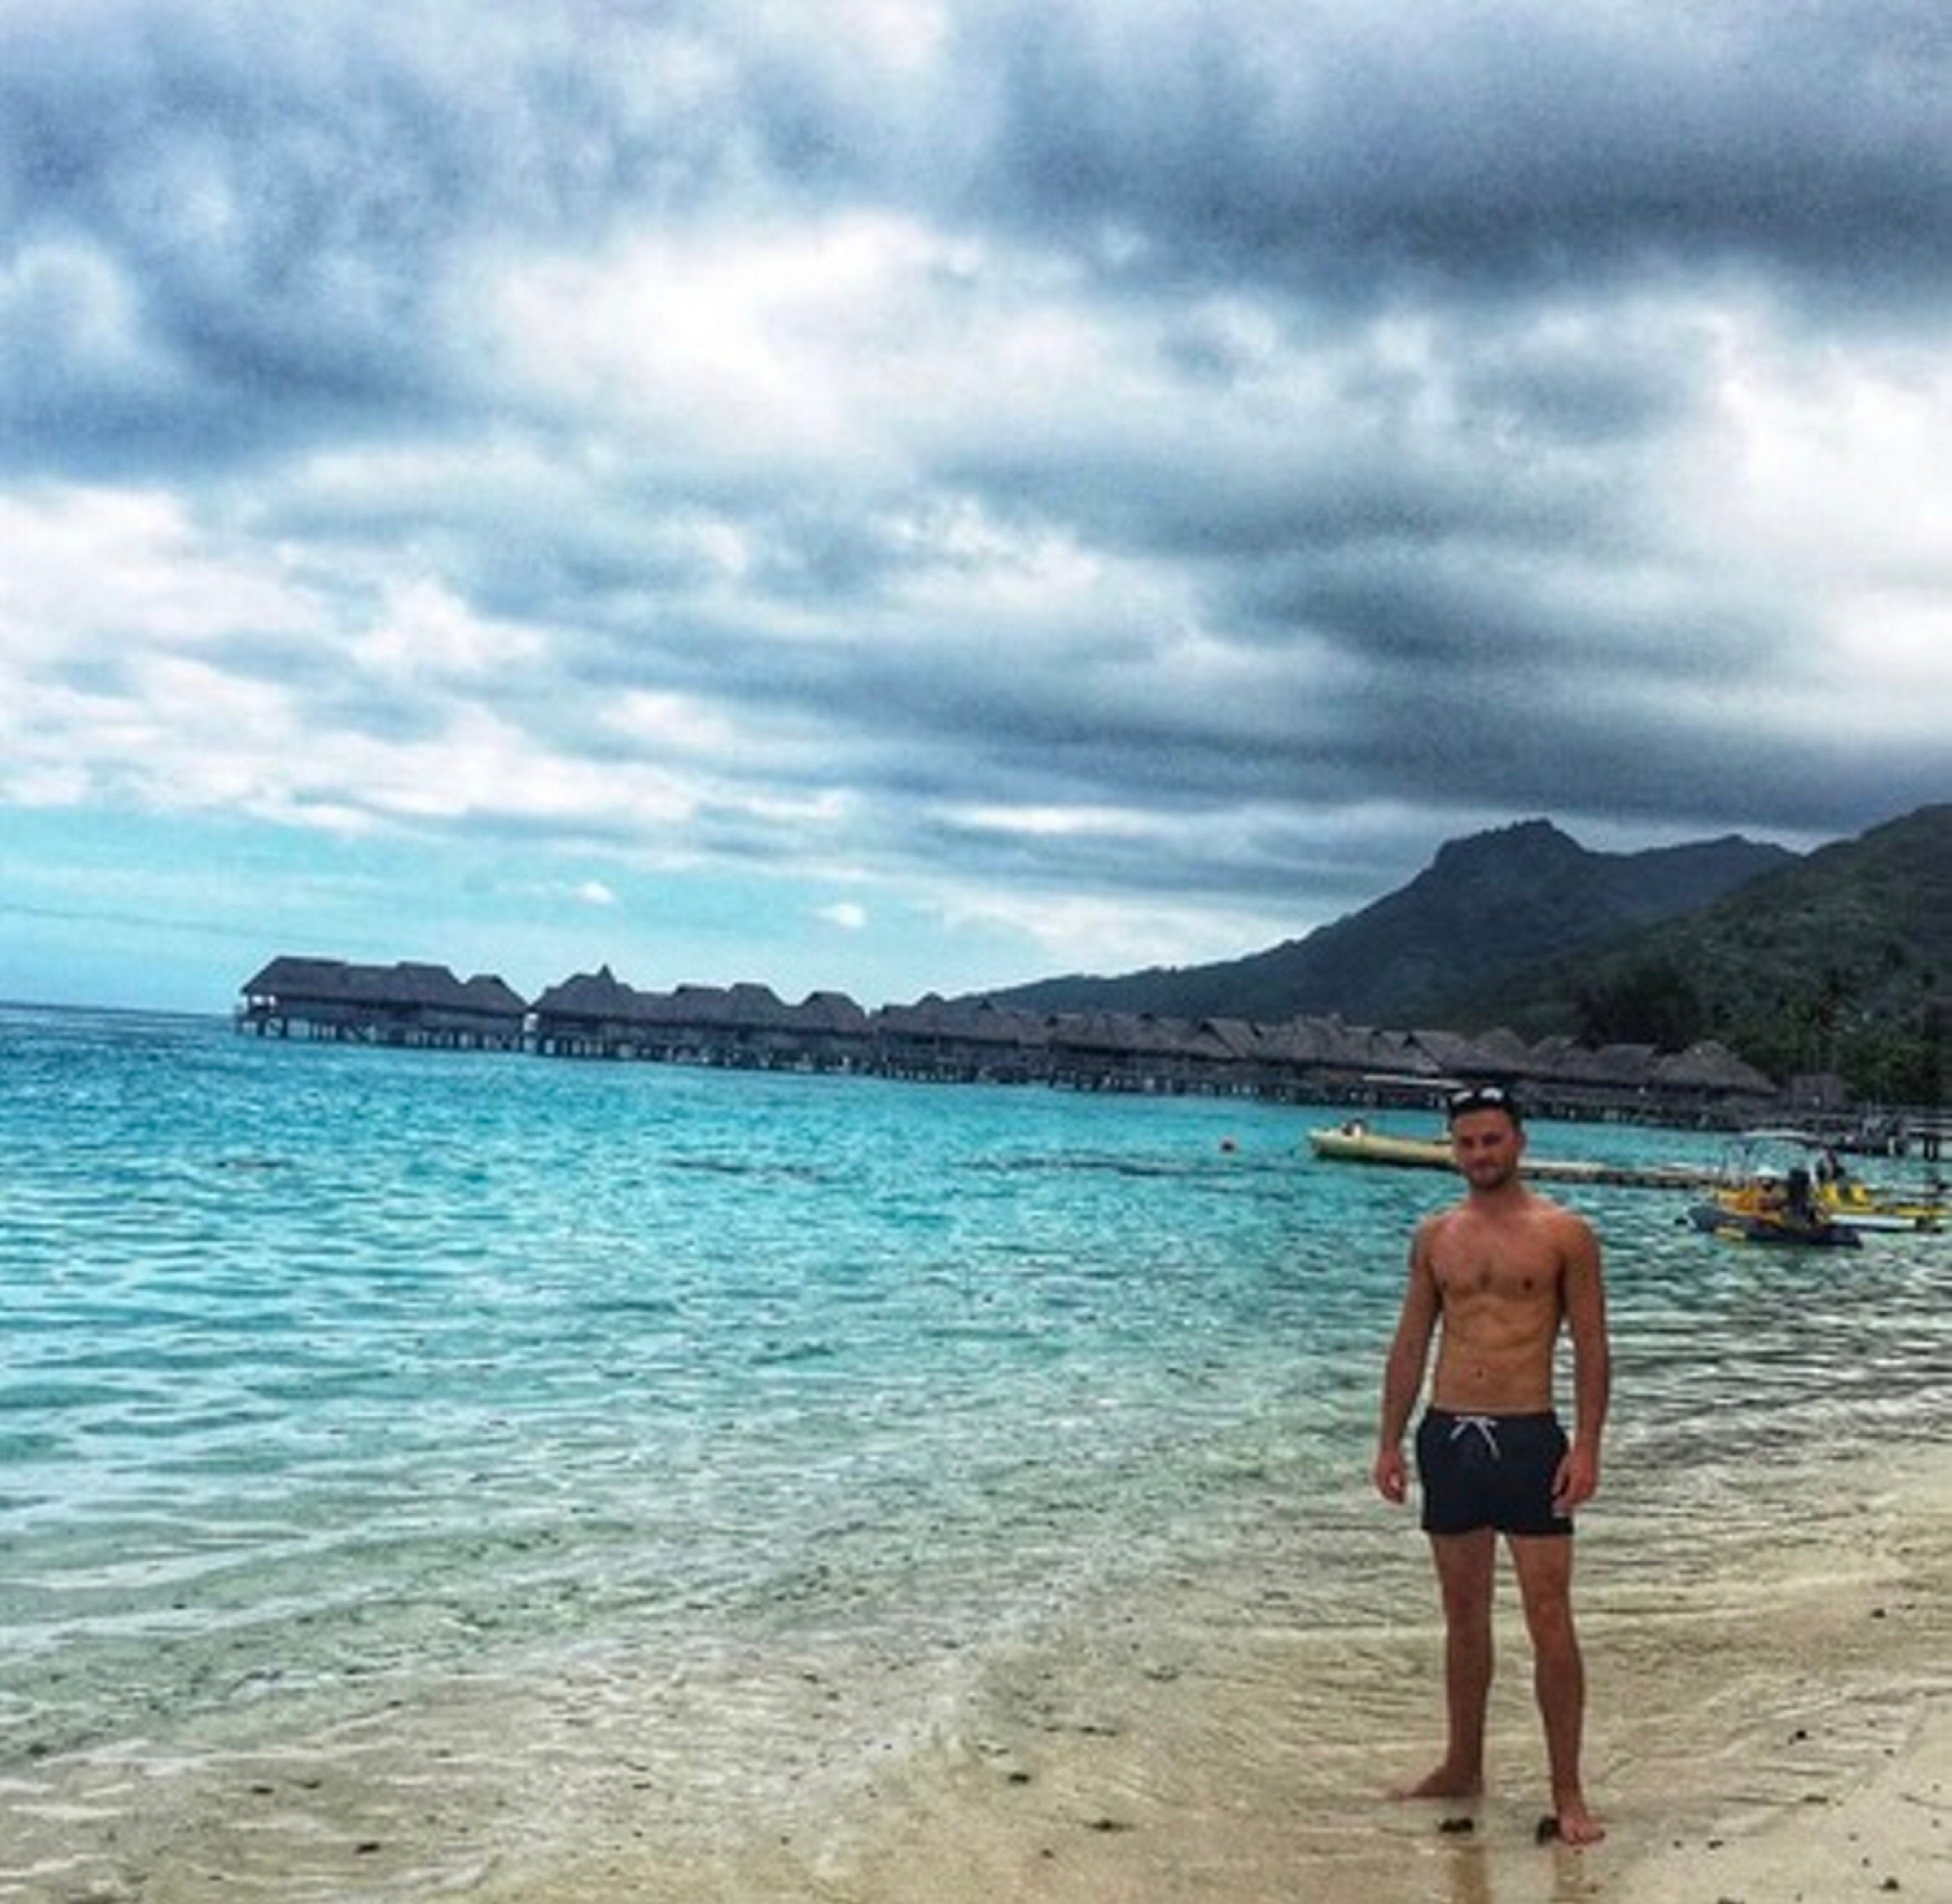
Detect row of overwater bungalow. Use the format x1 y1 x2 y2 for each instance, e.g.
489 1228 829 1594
238 955 1782 1125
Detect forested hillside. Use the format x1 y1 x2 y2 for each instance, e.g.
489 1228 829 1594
979 821 1790 1026
1449 805 1949 1102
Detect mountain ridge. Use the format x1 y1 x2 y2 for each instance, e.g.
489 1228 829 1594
1444 803 1951 1102
971 818 1796 1027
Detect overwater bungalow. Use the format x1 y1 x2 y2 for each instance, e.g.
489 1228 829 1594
787 991 878 1071
531 970 877 1070
1647 1040 1778 1125
238 957 527 1050
236 956 1799 1126
871 996 1049 1082
526 966 646 1056
1045 1010 1194 1091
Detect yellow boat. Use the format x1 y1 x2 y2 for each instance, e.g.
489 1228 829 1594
1688 1177 1862 1249
1816 1172 1946 1233
1722 1130 1949 1235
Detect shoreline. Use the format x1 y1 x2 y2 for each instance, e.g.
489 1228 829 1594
5 1445 1946 1903
779 1463 1950 1904
489 1440 1952 1902
3 1450 1946 1901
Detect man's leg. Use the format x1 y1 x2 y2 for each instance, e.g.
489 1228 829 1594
1509 1534 1603 1845
1401 1528 1495 1797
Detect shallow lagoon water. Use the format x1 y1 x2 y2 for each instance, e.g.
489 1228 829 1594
2 1006 1947 1897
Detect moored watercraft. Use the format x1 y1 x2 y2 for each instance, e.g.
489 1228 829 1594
1307 1122 1454 1171
1813 1169 1947 1233
1306 1120 1714 1191
1711 1129 1948 1236
1687 1186 1862 1249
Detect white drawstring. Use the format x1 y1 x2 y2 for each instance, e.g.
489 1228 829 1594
1449 1414 1502 1458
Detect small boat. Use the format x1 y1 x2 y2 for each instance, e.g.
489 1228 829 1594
1306 1121 1714 1191
1687 1187 1862 1249
1814 1168 1946 1233
1307 1122 1454 1171
1709 1129 1947 1237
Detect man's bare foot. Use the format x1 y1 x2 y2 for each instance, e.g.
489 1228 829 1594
1391 1763 1484 1802
1548 1793 1605 1847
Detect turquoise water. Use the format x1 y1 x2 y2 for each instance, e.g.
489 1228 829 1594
3 1005 1949 1884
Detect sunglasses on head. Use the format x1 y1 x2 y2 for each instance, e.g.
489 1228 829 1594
1447 1083 1520 1121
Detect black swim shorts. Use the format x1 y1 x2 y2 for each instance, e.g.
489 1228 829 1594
1415 1408 1572 1537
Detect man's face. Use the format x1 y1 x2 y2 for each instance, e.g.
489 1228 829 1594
1449 1107 1524 1188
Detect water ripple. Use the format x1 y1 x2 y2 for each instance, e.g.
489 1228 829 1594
2 1009 1948 1802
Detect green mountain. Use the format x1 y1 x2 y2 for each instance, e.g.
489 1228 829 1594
1449 804 1951 1104
977 818 1792 1026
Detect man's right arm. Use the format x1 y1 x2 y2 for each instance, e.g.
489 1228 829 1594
1373 1225 1440 1504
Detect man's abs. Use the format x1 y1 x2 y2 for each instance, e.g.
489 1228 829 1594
1430 1336 1556 1415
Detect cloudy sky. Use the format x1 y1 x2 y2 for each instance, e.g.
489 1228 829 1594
3 1 1948 1014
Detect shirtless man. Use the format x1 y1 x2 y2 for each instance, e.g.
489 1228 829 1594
1372 1083 1611 1846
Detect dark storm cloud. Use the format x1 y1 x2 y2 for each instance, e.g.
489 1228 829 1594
955 2 1952 304
0 2 735 471
2 23 449 465
4 0 1948 984
12 1 1944 464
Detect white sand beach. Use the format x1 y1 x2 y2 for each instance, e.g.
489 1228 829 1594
487 1439 1952 1903
701 1455 1949 1904
1609 1700 1948 1904
6 1447 1946 1904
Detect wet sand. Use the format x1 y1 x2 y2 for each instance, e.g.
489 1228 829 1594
581 1445 1951 1904
1609 1700 1948 1904
5 1443 1946 1903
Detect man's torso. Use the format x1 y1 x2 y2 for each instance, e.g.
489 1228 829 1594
1424 1193 1569 1413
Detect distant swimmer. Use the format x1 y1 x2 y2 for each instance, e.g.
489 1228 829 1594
1371 1084 1612 1848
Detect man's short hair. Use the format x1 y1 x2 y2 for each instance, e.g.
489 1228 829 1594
1446 1083 1523 1125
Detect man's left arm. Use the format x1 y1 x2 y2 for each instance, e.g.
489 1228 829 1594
1555 1214 1611 1514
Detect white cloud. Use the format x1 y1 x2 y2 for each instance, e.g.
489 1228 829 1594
928 881 1295 980
349 577 547 684
0 488 313 660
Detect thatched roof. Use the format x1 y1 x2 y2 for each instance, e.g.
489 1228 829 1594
1189 1017 1273 1063
1654 1040 1775 1095
459 973 528 1014
1591 1042 1660 1085
1357 1027 1442 1076
1258 1016 1343 1066
875 996 1047 1047
630 982 790 1028
531 966 639 1019
1469 1026 1541 1074
1046 1011 1180 1057
245 955 526 1015
1406 1028 1514 1079
794 991 873 1035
